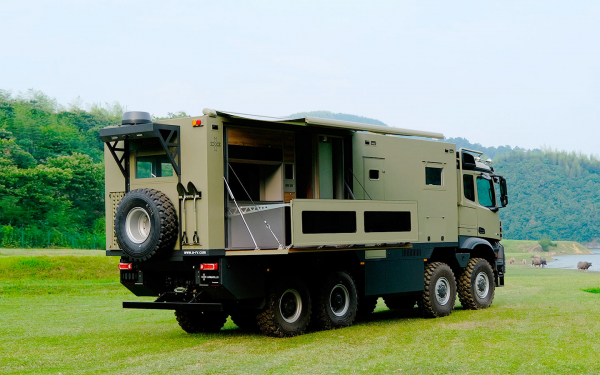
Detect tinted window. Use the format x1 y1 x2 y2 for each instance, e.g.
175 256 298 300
369 170 379 180
463 175 475 201
364 211 411 233
136 155 174 178
302 211 356 234
426 167 442 185
476 176 496 207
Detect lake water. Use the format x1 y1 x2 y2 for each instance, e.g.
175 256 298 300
545 249 600 272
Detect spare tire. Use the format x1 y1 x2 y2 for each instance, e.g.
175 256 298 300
115 188 178 262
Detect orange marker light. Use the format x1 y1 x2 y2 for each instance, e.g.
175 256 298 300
193 119 202 127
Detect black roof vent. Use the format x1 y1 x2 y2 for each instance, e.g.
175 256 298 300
122 111 152 126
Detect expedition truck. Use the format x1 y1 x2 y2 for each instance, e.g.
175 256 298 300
100 109 508 337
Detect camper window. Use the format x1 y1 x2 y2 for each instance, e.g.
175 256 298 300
425 166 443 186
135 155 174 178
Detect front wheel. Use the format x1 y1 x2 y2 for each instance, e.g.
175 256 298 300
257 278 312 337
418 262 457 318
458 258 495 310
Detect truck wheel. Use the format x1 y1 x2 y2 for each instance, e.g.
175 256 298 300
231 312 259 331
257 278 312 337
384 295 417 310
356 295 378 321
174 310 228 333
418 262 456 318
115 188 177 262
458 258 495 310
315 271 358 330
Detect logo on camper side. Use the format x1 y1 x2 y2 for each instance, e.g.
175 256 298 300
210 137 221 151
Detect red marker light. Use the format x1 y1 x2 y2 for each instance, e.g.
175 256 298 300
193 119 202 127
199 263 218 271
119 263 133 270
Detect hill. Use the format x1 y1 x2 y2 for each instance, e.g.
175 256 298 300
1 91 599 248
0 90 121 247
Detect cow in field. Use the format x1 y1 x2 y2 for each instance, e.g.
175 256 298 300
522 259 527 266
577 262 592 271
531 257 547 268
531 258 543 267
509 257 515 264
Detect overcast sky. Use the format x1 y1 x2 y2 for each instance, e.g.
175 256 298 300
2 1 599 155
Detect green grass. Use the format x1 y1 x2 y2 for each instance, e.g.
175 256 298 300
1 252 600 374
0 248 106 257
582 287 600 294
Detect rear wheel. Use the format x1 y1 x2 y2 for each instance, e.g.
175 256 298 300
418 262 456 318
315 271 358 330
174 310 228 333
257 278 312 337
384 295 418 311
458 258 495 310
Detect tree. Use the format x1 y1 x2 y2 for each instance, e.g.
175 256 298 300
538 238 558 252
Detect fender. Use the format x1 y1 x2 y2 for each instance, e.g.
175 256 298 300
458 236 494 252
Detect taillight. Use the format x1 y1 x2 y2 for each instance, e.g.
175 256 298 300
119 263 133 270
199 263 218 271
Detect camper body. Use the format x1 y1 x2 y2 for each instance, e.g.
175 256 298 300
100 110 508 337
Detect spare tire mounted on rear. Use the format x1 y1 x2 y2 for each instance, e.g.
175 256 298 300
115 188 178 261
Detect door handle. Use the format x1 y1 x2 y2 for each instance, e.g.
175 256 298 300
478 227 485 234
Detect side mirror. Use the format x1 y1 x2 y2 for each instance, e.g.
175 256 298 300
500 178 508 207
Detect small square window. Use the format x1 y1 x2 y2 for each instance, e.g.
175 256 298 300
285 164 294 180
425 167 443 185
369 169 379 180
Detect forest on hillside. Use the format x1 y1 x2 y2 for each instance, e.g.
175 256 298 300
0 94 599 248
0 90 122 248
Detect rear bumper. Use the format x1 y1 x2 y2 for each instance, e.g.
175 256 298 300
123 301 224 312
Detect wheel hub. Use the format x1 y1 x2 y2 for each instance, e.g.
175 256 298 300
435 277 451 305
329 284 350 317
125 207 151 244
279 289 302 323
475 272 489 299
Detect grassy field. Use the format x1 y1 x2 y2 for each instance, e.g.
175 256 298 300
1 250 599 374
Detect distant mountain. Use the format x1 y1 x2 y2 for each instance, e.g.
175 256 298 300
287 111 387 126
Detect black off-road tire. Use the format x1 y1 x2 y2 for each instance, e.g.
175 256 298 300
458 258 495 310
174 310 228 333
418 262 457 318
356 295 378 321
231 311 259 332
115 188 177 262
257 278 312 337
384 295 418 310
315 271 358 330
